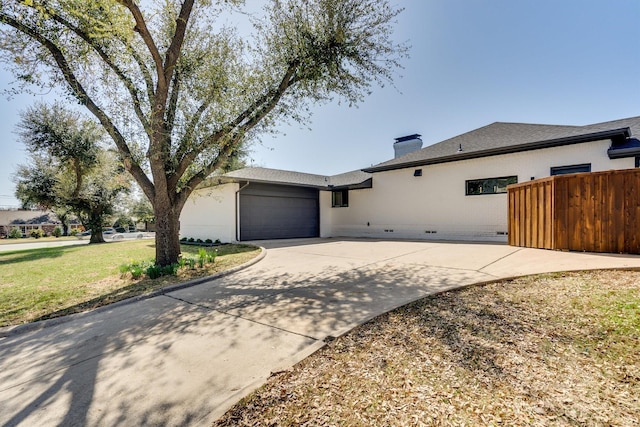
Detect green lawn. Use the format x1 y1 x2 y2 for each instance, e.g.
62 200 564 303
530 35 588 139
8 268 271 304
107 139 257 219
0 240 259 327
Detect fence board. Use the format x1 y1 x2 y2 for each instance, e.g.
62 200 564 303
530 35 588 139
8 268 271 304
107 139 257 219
508 169 640 254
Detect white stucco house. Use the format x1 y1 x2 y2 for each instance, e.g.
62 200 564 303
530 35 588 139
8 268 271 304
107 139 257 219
180 116 640 243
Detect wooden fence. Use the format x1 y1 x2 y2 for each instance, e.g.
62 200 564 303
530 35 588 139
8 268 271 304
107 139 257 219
508 169 640 254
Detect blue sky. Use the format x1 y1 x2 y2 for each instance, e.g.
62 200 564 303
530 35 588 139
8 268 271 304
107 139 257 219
1 0 639 207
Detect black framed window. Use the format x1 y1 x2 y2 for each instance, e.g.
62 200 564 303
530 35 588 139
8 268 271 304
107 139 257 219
331 189 349 207
465 176 517 196
635 156 640 168
550 163 591 176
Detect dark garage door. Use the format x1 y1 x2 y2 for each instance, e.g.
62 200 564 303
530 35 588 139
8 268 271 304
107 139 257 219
239 183 319 240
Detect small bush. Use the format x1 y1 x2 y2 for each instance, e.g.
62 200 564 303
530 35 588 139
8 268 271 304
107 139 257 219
187 237 195 243
178 256 187 268
52 227 62 238
196 238 203 243
8 228 22 239
130 266 144 280
30 229 45 239
180 237 187 242
146 264 162 279
69 229 79 236
205 238 213 244
161 264 179 276
120 260 153 279
187 258 196 269
215 239 221 244
146 263 179 279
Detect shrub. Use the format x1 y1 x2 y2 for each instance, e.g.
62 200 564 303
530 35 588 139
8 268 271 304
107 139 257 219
208 249 217 263
120 260 153 279
187 237 195 243
161 264 179 276
8 228 22 239
52 227 62 238
69 229 79 236
215 239 221 244
30 229 44 239
180 237 187 242
204 238 213 244
145 264 162 279
130 266 144 280
145 263 179 279
196 238 203 243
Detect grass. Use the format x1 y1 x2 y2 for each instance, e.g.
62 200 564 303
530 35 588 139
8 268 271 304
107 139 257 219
214 269 640 426
0 240 259 327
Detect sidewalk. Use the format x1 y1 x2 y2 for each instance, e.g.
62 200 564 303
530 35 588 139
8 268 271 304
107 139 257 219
1 239 639 426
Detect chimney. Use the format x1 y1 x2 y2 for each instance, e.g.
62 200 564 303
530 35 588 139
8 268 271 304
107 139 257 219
393 134 423 158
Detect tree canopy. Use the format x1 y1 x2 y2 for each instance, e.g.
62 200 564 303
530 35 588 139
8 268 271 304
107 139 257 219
14 102 130 243
0 0 406 264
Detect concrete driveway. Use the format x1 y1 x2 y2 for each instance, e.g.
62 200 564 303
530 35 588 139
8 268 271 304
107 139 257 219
1 238 640 426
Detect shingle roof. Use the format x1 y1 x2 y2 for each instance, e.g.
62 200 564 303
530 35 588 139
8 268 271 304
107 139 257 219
0 210 59 226
363 116 640 173
205 116 640 186
221 167 372 189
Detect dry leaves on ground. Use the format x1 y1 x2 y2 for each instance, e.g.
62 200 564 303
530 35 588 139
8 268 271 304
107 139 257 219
213 269 640 426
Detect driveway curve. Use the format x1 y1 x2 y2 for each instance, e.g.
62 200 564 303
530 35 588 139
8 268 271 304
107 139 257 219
1 238 640 426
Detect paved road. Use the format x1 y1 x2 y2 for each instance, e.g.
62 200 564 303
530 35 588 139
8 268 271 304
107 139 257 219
0 239 89 252
1 238 640 426
0 233 155 252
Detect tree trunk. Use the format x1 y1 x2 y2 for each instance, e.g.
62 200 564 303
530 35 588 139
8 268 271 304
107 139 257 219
154 201 181 266
86 210 105 243
90 230 105 243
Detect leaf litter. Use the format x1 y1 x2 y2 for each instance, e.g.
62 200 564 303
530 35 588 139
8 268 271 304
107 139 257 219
213 270 640 426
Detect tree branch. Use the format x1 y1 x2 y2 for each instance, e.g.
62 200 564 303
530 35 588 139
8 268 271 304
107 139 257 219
165 69 181 143
41 7 152 133
117 0 165 90
126 43 156 105
171 61 300 189
0 13 156 201
163 0 195 83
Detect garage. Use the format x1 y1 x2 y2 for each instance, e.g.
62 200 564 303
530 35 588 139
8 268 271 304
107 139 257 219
239 182 319 240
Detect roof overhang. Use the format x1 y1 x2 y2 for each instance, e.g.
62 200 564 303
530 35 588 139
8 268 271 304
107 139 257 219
200 175 372 191
607 137 640 159
327 178 373 191
363 127 632 173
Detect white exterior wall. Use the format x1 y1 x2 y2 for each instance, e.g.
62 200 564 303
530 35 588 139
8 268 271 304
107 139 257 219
319 191 334 237
327 139 635 242
179 183 239 242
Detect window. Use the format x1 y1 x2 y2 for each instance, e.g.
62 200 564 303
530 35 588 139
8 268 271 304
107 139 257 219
413 169 422 177
465 176 517 196
550 163 591 176
331 189 349 207
636 156 640 168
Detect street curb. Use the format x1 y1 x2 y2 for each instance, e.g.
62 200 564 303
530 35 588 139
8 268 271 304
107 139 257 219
0 246 267 339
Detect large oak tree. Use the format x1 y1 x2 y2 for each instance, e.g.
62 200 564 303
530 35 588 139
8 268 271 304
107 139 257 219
0 0 406 265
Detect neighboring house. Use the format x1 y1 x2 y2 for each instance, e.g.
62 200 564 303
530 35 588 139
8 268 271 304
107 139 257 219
180 116 640 242
0 210 62 238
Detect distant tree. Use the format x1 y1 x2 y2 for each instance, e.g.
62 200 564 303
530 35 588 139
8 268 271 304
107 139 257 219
13 103 130 243
0 0 406 265
51 206 73 236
